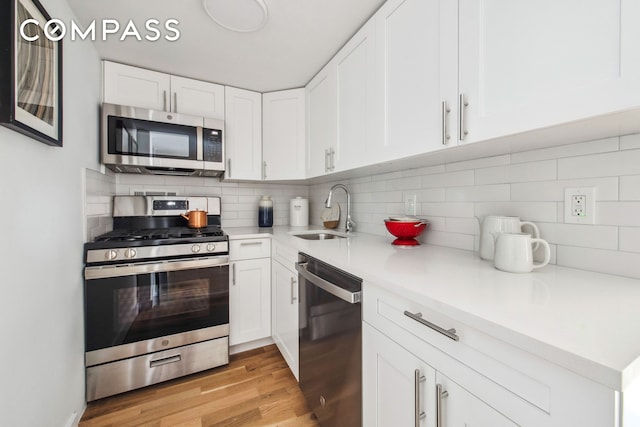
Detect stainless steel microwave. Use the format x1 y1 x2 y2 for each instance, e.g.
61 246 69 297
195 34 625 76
101 103 225 177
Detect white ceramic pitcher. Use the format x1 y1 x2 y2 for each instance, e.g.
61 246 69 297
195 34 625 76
494 233 551 273
478 215 540 260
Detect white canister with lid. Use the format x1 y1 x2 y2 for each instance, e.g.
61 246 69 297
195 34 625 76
290 197 309 226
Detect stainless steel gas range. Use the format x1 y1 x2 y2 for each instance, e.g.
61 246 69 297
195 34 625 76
83 195 230 401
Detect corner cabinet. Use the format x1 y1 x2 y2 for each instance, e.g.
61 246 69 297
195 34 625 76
224 87 263 180
262 89 306 180
102 61 224 119
228 238 271 347
363 283 617 427
271 240 299 380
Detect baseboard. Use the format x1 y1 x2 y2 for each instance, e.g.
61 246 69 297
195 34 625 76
229 337 274 355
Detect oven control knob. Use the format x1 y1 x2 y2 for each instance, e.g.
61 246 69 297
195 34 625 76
124 248 137 259
206 243 216 252
105 249 118 260
191 244 201 253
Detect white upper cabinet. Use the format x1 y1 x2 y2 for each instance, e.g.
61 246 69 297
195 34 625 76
103 61 225 119
262 89 306 180
458 0 640 144
374 0 459 160
224 87 263 180
103 61 170 111
306 60 338 178
335 19 377 171
169 75 224 119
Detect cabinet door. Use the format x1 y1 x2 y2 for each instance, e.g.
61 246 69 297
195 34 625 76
170 76 224 119
271 260 299 380
374 0 458 160
103 61 170 111
229 258 271 346
335 19 377 171
224 87 263 180
363 323 436 427
435 372 517 427
262 89 306 180
306 61 337 178
458 0 640 144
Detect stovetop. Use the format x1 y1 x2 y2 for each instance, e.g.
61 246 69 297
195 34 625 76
86 225 227 250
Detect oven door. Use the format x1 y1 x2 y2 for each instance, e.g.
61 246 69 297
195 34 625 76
84 256 229 366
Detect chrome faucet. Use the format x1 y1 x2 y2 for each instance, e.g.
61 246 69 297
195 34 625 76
325 183 355 232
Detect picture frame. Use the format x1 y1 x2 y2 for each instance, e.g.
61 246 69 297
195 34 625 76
0 0 63 147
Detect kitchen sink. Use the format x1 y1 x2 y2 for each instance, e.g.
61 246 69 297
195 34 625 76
293 232 347 240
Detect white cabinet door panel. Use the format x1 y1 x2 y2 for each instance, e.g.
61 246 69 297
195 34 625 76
229 258 271 346
263 89 306 180
306 62 337 177
225 87 262 180
271 259 299 380
458 0 640 143
103 61 170 111
170 76 224 119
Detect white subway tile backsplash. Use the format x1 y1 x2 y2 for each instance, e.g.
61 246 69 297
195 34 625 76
558 150 640 179
511 177 618 202
620 227 640 253
556 246 640 279
596 202 640 226
445 155 510 172
536 223 618 250
423 230 475 251
474 202 557 223
402 164 445 177
444 217 480 235
475 160 557 184
620 176 640 201
511 137 618 164
620 133 640 150
422 170 474 188
386 176 422 191
415 188 446 203
445 184 510 202
422 202 475 218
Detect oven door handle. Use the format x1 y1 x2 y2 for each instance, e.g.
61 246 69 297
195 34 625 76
296 262 361 304
85 255 230 280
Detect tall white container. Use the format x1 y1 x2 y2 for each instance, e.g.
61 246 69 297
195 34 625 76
290 197 309 226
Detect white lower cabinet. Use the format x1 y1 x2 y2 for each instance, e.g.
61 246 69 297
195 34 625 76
271 240 299 380
229 238 271 346
363 283 617 427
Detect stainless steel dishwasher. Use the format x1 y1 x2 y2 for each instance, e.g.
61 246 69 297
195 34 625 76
296 253 362 427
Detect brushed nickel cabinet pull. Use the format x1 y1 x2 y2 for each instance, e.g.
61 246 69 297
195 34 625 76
227 158 231 178
174 92 178 112
441 101 451 145
459 93 469 141
436 383 449 427
404 311 459 341
232 263 236 285
290 277 297 304
414 369 426 427
163 90 167 111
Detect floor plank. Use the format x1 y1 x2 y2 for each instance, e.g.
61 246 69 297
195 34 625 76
80 345 319 427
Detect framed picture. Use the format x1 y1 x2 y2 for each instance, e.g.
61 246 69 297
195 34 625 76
0 0 63 147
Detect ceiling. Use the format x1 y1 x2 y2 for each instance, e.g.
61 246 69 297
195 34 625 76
66 0 386 93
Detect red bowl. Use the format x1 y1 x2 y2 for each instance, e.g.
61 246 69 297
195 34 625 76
384 220 428 246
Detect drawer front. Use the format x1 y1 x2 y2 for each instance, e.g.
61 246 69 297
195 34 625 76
229 237 271 261
86 337 228 401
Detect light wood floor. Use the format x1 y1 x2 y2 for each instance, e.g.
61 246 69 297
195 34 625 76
79 345 320 427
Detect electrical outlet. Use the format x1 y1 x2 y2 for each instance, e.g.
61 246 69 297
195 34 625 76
404 194 417 216
564 187 595 224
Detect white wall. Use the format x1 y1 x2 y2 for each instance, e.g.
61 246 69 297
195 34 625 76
0 0 101 424
309 134 640 280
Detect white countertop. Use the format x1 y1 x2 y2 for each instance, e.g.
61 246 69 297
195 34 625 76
225 225 640 392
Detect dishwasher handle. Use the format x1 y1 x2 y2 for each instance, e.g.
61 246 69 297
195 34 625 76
296 262 361 304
